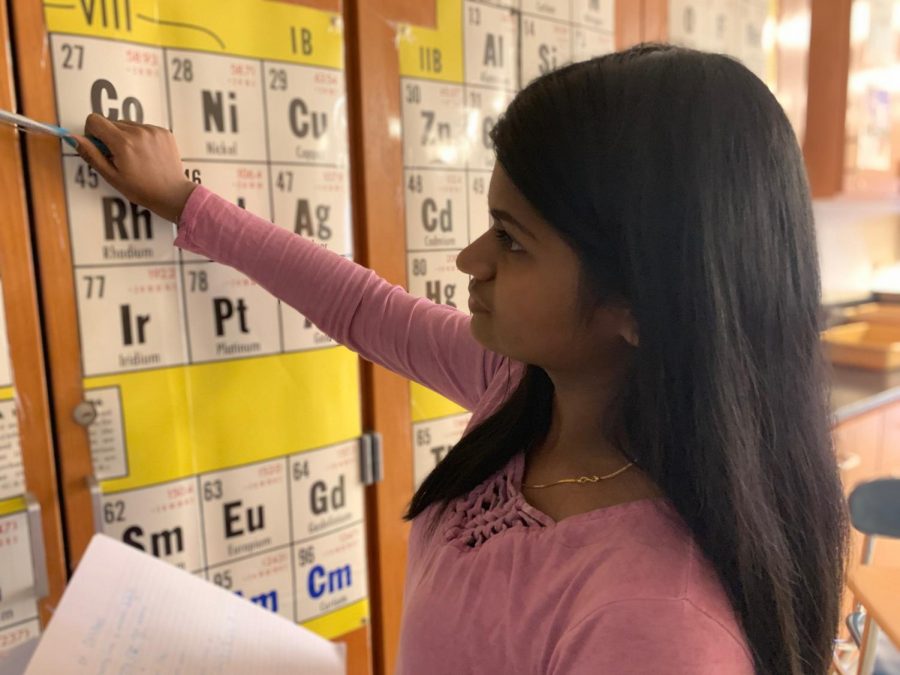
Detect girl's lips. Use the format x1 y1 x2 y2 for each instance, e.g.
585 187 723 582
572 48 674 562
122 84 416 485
468 294 490 313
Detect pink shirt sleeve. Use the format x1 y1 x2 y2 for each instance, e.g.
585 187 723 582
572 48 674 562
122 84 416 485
173 185 506 410
547 598 755 674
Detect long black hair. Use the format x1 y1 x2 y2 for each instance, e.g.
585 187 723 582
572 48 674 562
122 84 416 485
405 44 848 674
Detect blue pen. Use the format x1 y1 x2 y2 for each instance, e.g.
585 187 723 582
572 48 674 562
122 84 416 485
0 108 111 157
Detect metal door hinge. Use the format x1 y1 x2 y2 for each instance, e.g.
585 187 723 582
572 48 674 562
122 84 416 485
24 492 49 600
359 432 383 486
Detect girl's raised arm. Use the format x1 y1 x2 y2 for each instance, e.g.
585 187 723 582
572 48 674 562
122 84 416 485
176 185 506 409
74 114 507 410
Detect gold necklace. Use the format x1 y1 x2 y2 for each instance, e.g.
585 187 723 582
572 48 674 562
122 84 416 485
522 461 635 489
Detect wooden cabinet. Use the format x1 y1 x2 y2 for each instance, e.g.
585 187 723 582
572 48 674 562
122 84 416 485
348 4 652 673
0 1 659 672
804 0 900 199
8 0 373 670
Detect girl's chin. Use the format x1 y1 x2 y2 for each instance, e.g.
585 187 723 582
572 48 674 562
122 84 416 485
468 314 494 347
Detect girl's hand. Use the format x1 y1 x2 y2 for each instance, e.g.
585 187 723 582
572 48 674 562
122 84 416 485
72 113 198 223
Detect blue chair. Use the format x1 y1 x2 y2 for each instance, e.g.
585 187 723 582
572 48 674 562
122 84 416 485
833 478 900 675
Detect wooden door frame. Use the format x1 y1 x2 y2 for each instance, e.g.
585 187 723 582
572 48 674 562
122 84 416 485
0 0 67 627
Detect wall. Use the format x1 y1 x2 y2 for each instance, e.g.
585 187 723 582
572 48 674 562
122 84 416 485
816 197 900 304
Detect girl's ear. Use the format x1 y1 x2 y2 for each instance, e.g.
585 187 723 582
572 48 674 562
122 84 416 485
619 311 639 348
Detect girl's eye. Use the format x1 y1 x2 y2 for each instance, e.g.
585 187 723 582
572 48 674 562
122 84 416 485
492 223 524 252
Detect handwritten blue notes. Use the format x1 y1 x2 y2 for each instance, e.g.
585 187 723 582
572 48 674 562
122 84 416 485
24 535 346 674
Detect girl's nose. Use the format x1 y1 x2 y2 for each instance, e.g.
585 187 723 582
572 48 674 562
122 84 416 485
457 231 494 281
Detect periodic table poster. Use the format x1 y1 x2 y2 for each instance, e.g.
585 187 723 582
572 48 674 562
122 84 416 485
0 279 41 652
40 0 368 641
667 0 777 87
397 0 616 489
0 280 23 504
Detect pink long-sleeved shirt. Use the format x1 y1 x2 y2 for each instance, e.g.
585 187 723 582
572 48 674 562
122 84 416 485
175 185 755 674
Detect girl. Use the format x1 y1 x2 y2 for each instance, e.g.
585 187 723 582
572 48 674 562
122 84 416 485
73 44 848 674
